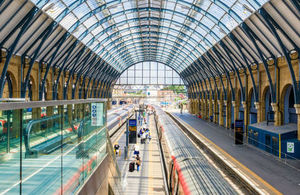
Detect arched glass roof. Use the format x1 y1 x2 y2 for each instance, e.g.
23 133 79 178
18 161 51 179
30 0 268 72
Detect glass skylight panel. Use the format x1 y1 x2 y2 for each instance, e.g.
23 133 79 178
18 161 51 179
31 0 266 73
60 13 77 30
221 15 238 31
73 3 90 19
91 25 104 35
83 16 98 28
95 11 105 21
200 16 214 29
72 25 86 38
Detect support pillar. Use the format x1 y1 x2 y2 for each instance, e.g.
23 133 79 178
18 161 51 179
194 99 197 114
242 101 249 133
218 100 224 126
12 110 21 138
232 101 238 124
208 100 213 122
201 99 206 119
213 101 218 123
254 102 262 123
271 103 282 126
195 99 199 116
224 101 229 128
294 104 300 141
67 104 73 125
188 100 192 114
107 98 112 110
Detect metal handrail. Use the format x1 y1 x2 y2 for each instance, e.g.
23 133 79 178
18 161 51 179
0 98 106 111
24 115 62 155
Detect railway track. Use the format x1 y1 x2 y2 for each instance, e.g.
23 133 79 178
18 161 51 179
166 111 260 194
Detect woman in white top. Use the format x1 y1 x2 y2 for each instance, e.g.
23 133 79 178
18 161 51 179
134 144 140 155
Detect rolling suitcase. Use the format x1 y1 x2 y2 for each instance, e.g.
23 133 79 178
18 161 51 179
129 162 135 172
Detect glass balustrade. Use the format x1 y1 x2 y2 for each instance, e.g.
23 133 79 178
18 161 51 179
0 100 107 195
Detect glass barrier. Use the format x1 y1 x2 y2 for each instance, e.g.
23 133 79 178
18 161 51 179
0 100 107 195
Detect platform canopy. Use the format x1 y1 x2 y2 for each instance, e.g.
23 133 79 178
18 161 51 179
0 0 299 86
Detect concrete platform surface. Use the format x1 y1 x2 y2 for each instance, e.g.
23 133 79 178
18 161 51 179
116 114 165 195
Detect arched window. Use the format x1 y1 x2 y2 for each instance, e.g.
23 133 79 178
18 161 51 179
264 88 274 121
249 91 257 124
116 62 184 85
284 86 297 124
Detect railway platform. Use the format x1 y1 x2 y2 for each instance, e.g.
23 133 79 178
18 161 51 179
115 114 165 195
172 112 300 195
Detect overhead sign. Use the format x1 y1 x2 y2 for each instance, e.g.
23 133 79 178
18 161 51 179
235 120 244 129
129 119 137 131
91 103 104 126
287 142 294 153
129 119 137 127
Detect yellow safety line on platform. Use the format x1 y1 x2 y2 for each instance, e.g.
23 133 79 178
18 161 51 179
172 114 282 195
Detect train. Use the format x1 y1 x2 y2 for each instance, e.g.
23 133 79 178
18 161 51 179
153 106 238 195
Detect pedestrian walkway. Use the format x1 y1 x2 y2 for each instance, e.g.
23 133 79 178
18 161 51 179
116 114 165 195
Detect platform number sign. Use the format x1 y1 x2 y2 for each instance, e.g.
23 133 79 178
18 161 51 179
91 103 104 126
287 142 294 153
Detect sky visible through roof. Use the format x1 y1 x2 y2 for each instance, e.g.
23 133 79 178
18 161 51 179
31 0 268 72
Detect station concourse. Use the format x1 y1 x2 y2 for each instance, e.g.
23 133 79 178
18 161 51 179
0 0 299 194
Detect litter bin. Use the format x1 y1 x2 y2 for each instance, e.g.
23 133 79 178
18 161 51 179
234 120 244 144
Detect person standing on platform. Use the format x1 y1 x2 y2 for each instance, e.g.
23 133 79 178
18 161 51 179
135 155 141 171
141 131 146 144
134 144 140 156
180 103 183 114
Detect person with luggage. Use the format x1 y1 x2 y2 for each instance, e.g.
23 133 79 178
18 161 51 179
129 161 135 172
135 155 141 171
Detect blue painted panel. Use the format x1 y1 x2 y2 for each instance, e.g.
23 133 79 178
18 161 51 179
248 125 300 159
231 104 234 128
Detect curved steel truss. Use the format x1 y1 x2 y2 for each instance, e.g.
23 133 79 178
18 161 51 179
0 0 299 99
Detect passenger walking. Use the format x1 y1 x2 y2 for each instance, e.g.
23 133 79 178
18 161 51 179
135 155 141 171
134 144 140 156
141 131 146 144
